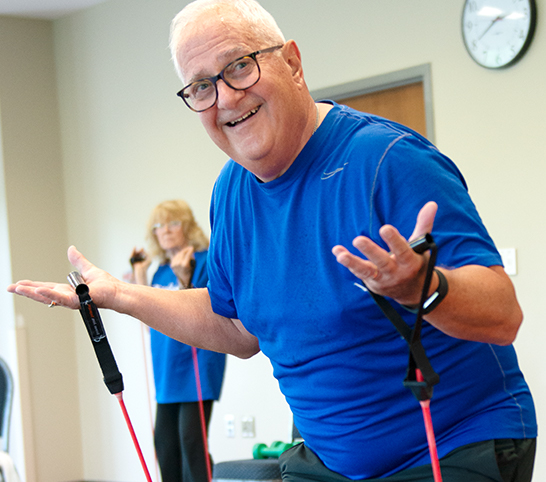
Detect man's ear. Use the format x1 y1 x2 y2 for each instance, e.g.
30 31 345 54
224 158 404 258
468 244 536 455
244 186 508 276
282 40 305 85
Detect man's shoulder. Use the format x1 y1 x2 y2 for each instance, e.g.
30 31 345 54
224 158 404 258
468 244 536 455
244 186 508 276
215 158 247 188
323 102 429 148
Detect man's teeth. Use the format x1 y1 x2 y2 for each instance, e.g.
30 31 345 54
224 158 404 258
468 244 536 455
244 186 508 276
227 107 259 126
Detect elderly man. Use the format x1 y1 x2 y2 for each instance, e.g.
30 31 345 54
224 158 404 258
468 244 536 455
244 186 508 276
9 1 536 481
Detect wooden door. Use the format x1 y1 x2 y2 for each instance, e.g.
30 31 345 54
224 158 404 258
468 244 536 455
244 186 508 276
337 82 427 137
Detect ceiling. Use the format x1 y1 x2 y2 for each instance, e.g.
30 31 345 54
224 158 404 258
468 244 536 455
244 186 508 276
0 0 109 20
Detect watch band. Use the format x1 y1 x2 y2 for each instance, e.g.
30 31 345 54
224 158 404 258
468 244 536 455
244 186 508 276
402 268 449 315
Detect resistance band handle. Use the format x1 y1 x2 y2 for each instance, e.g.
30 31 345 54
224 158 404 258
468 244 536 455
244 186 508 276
68 271 124 394
364 233 440 400
409 233 434 255
406 234 440 399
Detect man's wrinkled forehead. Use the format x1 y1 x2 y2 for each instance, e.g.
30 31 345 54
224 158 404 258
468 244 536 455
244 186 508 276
178 19 257 83
182 45 253 84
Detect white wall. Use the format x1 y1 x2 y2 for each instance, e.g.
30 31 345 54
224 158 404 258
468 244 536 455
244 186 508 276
2 0 545 480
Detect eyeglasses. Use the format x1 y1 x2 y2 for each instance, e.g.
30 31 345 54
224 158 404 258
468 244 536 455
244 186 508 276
152 220 182 232
176 44 283 112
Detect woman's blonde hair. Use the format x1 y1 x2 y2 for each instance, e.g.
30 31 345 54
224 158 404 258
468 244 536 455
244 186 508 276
146 199 209 263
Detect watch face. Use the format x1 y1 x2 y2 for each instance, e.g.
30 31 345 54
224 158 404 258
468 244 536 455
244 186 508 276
462 0 537 68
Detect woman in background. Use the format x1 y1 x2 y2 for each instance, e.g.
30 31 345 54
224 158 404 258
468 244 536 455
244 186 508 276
131 199 226 482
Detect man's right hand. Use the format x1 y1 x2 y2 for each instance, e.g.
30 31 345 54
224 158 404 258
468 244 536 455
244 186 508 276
7 246 119 310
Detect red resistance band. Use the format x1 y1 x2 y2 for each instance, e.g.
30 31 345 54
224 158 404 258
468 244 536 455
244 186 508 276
192 346 213 482
186 259 213 482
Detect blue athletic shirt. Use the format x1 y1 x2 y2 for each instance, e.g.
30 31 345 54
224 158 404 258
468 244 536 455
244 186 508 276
207 102 536 479
150 250 226 403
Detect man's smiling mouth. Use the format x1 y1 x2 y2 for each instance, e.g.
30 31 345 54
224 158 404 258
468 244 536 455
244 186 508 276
226 106 260 127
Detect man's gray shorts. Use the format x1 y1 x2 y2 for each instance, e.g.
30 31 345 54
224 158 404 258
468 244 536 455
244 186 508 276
279 438 536 482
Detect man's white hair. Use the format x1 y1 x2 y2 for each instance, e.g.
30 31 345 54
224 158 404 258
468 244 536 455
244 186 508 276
170 0 286 81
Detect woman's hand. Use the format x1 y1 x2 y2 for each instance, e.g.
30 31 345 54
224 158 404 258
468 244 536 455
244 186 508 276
130 247 151 285
170 246 195 289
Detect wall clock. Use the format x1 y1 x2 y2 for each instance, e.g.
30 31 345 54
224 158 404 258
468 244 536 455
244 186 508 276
462 0 537 69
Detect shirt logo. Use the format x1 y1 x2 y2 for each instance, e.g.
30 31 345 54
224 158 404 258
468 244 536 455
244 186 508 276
321 162 348 180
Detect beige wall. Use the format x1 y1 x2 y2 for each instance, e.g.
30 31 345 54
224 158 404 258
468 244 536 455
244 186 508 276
1 0 545 480
0 15 83 482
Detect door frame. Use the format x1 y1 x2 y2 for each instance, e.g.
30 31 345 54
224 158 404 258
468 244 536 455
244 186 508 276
310 64 435 143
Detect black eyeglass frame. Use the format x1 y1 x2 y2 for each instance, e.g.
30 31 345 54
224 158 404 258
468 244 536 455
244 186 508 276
176 44 284 112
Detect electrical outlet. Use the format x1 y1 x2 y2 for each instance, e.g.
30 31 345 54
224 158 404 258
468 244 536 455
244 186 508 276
224 414 235 438
241 416 256 438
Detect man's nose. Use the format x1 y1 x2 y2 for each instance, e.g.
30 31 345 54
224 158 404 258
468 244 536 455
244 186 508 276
215 79 246 109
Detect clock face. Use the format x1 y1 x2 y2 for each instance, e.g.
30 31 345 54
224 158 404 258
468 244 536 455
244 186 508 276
462 0 537 68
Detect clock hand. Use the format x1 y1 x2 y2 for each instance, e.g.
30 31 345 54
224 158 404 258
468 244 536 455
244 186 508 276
479 13 507 40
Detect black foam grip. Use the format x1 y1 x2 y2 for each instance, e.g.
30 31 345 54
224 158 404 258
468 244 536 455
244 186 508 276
91 338 124 394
